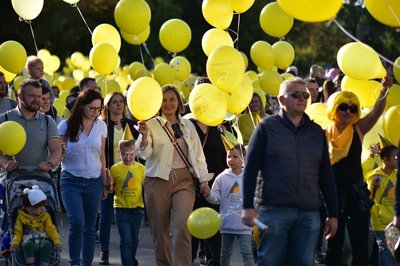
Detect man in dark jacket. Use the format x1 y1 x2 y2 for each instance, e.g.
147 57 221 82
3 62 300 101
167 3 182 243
241 77 338 265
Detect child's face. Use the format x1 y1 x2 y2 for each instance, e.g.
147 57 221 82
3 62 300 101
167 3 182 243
384 151 398 170
227 149 243 170
119 146 136 165
26 205 45 217
28 61 44 80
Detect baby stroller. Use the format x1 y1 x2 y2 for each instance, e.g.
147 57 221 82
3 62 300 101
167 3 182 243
4 170 61 266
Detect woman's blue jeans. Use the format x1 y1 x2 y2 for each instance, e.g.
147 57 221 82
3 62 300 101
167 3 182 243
60 171 103 266
99 192 114 252
114 208 143 266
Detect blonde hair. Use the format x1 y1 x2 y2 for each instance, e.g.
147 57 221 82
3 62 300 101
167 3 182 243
326 91 361 124
26 55 43 70
118 139 136 151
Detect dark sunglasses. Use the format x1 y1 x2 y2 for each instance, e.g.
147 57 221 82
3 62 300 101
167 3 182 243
286 91 310 100
171 123 183 139
338 103 358 113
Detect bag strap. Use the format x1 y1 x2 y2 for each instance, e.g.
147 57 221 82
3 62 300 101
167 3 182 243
156 118 193 170
201 128 209 149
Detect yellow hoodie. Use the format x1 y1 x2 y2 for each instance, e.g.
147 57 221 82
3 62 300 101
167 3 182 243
12 209 61 247
365 167 398 231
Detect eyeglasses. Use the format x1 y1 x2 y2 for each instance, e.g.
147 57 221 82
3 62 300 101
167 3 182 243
338 103 358 113
88 106 102 113
286 91 310 100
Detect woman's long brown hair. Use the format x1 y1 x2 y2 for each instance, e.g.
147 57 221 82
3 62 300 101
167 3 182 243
67 89 103 142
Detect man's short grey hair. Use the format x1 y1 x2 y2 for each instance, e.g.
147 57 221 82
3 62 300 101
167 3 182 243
278 77 306 97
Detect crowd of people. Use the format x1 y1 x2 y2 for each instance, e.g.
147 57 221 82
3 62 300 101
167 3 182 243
0 58 399 266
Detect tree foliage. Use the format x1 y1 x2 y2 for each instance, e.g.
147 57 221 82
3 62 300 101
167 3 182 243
0 0 399 76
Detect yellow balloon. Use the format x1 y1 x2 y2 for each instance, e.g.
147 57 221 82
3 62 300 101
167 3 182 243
155 57 165 65
393 57 400 83
59 90 70 101
341 76 381 108
0 41 27 74
365 0 400 27
72 69 85 82
241 52 248 70
0 65 17 83
189 83 228 126
277 0 342 22
63 0 80 3
128 61 145 80
306 103 330 129
250 41 275 70
133 68 153 80
227 75 253 115
59 76 75 91
89 43 118 76
52 80 63 91
52 98 66 115
258 70 283 95
159 19 191 53
202 0 233 29
114 0 151 35
0 121 26 156
37 49 51 62
246 70 258 81
12 75 25 89
153 62 175 86
361 107 384 162
272 41 295 70
181 75 197 101
121 26 150 45
116 76 129 92
71 51 85 68
383 105 400 146
46 55 60 73
386 84 400 110
126 77 162 120
201 28 233 56
187 207 222 239
92 24 121 53
337 42 386 80
229 0 254 13
99 79 121 98
260 2 294 38
281 72 294 80
11 0 43 20
207 46 245 94
170 56 191 81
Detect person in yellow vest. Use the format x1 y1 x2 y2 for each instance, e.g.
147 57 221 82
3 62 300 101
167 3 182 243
365 145 398 266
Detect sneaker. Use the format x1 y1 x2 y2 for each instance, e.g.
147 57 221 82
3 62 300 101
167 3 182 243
314 252 326 264
199 255 207 265
99 251 109 265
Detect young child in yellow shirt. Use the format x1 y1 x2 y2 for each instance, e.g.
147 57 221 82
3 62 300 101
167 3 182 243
109 140 145 266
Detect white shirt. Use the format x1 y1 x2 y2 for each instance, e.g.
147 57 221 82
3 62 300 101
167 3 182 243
137 115 213 183
58 118 107 179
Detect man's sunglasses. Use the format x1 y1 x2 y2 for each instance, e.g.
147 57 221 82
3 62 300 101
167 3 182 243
286 91 310 100
338 103 358 114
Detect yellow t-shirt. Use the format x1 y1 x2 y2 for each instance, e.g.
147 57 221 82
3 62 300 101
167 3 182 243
110 161 146 208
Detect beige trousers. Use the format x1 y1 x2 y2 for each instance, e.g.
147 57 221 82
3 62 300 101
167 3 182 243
144 168 195 266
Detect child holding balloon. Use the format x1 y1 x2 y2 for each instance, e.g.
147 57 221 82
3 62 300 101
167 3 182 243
206 144 254 266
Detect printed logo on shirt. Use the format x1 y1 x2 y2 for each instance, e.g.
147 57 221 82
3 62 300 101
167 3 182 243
227 181 240 198
121 171 134 194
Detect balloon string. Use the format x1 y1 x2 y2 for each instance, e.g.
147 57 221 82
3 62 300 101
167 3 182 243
332 19 394 66
138 44 146 72
222 209 269 231
236 13 241 50
247 105 257 130
142 43 156 68
28 21 39 54
76 5 92 35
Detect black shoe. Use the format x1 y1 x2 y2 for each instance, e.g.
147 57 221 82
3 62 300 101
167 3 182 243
200 255 207 265
99 251 109 265
314 252 326 264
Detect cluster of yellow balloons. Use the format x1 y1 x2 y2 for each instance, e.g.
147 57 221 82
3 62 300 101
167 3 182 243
0 121 26 156
187 207 222 239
